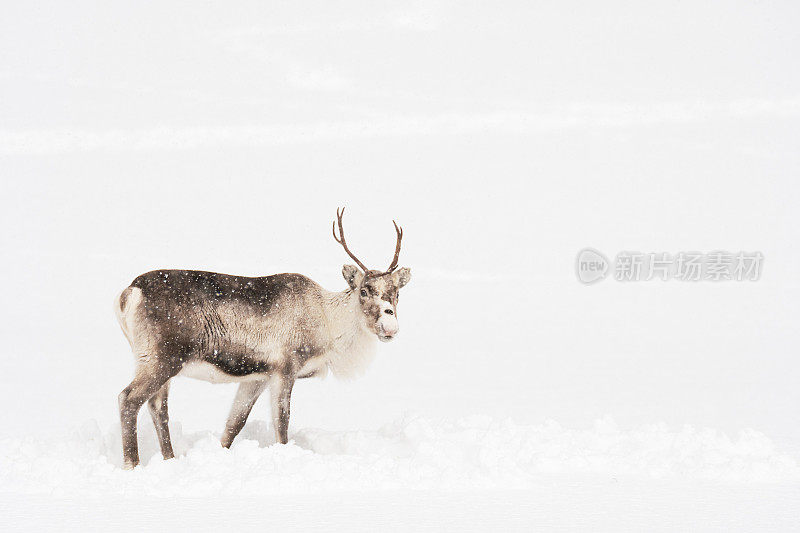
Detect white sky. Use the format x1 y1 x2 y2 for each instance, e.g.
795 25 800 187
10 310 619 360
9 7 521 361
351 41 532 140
1 1 799 450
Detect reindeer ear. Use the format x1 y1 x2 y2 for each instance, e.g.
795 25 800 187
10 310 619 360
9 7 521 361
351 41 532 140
394 267 411 288
342 264 363 289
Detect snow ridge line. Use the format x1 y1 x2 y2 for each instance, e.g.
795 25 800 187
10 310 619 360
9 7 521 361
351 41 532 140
1 98 799 155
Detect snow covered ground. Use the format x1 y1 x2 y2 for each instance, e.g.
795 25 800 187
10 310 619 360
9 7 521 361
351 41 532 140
2 1 800 530
7 415 797 494
3 415 799 530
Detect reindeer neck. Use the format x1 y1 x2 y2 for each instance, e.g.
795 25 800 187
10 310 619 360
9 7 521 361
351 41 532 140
320 288 376 377
323 289 368 343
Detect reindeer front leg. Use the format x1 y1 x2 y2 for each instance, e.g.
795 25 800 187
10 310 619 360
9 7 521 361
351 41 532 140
221 380 268 448
269 374 295 444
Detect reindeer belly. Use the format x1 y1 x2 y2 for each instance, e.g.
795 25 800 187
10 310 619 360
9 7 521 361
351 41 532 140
297 355 329 378
179 360 268 384
180 344 277 383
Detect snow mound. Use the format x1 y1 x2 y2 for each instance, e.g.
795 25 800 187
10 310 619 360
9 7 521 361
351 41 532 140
1 415 796 497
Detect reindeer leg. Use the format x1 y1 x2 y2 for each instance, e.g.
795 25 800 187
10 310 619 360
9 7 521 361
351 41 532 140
270 375 295 444
147 380 174 460
221 380 268 448
118 364 177 469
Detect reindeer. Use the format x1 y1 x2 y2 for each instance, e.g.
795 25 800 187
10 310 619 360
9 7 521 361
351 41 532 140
114 208 411 469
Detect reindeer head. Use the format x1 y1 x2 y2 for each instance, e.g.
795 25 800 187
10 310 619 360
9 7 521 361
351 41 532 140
333 208 411 342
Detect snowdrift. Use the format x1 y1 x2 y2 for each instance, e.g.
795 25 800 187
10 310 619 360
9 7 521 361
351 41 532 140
1 415 796 498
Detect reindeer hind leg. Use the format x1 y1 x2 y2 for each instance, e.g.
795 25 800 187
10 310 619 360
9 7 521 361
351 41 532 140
147 380 174 460
119 363 178 469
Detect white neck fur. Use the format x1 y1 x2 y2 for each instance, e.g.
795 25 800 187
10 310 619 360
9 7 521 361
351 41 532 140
321 289 377 378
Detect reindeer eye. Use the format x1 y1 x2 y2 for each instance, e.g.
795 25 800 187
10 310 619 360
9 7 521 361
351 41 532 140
384 309 394 315
360 289 367 297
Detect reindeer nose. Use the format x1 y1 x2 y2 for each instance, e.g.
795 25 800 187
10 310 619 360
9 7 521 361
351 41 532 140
379 323 398 337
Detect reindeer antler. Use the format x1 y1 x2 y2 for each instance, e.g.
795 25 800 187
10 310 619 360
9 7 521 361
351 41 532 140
333 207 404 275
332 207 370 272
386 220 403 273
